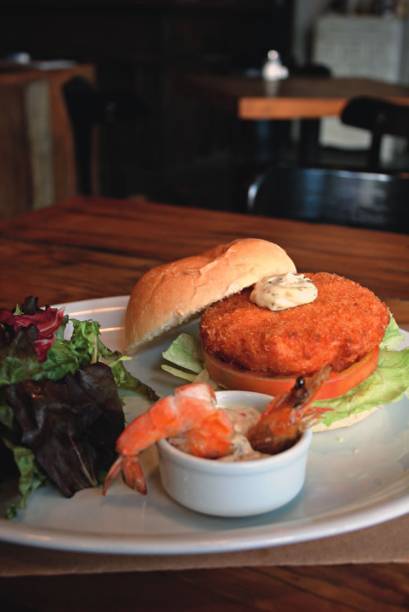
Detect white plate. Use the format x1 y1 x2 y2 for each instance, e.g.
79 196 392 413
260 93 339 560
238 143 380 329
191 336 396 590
1 295 409 555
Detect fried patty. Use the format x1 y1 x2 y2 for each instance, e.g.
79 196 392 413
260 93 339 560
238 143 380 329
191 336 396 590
200 273 389 376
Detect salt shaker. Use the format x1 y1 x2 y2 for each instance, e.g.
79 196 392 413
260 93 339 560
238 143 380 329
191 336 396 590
262 50 289 81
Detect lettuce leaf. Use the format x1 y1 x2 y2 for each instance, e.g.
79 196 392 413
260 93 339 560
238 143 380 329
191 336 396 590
0 317 157 399
1 362 130 518
0 310 157 518
160 333 219 385
380 313 404 350
0 395 13 430
5 363 125 499
313 315 409 427
0 326 44 387
313 348 409 426
162 333 202 374
65 318 100 364
2 438 46 519
0 318 87 386
161 364 197 382
96 335 158 400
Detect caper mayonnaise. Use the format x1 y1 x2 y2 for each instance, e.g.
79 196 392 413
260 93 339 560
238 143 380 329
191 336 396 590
250 272 317 311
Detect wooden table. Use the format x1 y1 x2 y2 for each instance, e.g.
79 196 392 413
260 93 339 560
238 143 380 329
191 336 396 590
183 74 409 164
1 196 409 610
0 63 95 219
185 74 409 120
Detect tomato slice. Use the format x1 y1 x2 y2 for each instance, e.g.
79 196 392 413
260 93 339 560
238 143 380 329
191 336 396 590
203 348 380 400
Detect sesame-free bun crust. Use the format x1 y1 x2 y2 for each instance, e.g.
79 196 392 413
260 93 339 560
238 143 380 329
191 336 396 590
125 238 296 352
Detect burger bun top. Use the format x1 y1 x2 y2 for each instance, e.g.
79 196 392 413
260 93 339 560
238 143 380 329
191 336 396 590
125 238 296 353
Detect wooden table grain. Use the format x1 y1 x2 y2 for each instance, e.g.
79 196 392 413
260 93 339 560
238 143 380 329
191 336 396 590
1 195 409 611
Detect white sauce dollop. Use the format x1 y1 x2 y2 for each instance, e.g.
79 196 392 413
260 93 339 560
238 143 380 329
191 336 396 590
250 272 317 311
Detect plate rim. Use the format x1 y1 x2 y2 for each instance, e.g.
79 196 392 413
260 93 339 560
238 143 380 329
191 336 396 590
1 486 409 554
1 295 409 555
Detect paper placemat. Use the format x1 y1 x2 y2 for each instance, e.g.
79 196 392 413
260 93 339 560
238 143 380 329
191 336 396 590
1 513 409 577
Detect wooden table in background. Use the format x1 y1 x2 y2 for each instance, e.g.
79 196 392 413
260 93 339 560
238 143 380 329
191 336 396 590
1 196 409 611
183 74 409 165
0 63 95 219
184 74 409 120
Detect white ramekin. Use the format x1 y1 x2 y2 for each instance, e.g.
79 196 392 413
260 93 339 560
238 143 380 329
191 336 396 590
157 390 312 517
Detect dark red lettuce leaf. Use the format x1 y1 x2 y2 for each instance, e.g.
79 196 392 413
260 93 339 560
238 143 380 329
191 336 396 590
5 363 124 497
0 297 65 362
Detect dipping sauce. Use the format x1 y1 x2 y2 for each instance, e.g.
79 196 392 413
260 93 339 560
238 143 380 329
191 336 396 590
219 406 270 462
250 272 317 311
169 405 269 462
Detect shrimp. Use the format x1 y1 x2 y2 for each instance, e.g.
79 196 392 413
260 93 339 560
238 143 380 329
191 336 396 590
102 383 234 495
247 365 332 455
104 369 332 496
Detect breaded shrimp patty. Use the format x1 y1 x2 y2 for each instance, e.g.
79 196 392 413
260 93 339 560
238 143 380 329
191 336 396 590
200 273 389 376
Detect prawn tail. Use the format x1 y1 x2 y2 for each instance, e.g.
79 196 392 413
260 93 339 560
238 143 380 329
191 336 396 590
102 456 123 495
102 455 147 496
122 456 148 495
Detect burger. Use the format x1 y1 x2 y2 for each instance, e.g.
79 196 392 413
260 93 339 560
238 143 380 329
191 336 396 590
125 238 409 432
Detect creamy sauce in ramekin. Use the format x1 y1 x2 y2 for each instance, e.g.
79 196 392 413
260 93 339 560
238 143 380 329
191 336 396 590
170 405 269 462
218 406 269 462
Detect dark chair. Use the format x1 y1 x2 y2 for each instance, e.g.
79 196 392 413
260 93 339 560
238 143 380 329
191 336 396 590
288 62 331 79
234 62 333 186
63 77 147 194
341 96 409 171
247 166 409 234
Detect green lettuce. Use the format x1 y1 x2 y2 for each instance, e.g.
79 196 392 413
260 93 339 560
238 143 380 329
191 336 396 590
1 313 157 518
0 317 157 398
0 318 89 386
97 336 158 400
161 333 203 382
380 313 403 350
0 328 45 387
2 439 46 519
0 395 13 430
313 314 408 427
313 348 409 426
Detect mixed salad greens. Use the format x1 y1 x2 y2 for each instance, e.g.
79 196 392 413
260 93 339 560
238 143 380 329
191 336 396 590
161 315 409 428
0 297 157 518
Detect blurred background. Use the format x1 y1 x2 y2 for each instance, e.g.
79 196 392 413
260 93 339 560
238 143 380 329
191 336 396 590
0 0 408 218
